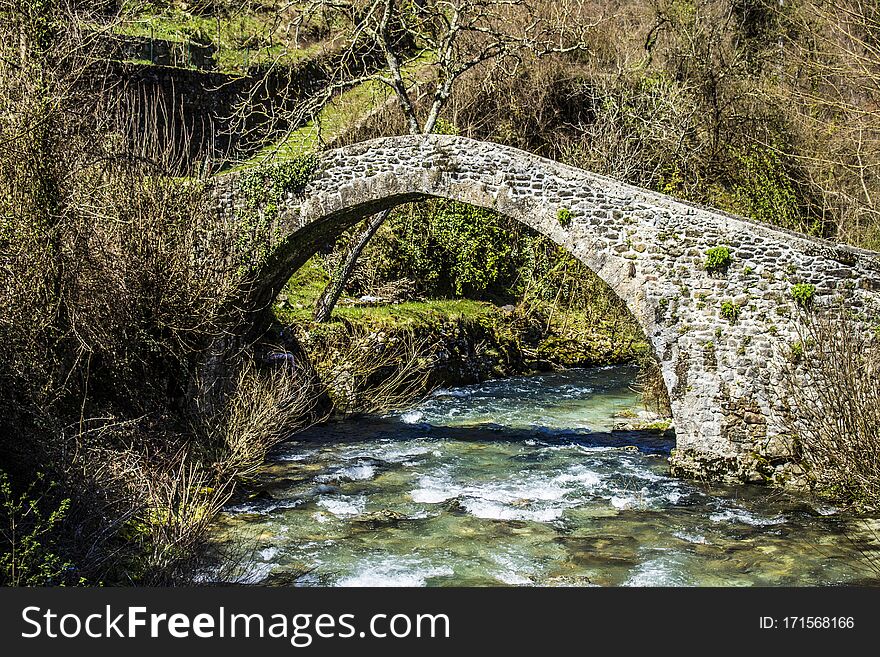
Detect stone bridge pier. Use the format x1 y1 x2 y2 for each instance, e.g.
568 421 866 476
215 134 880 484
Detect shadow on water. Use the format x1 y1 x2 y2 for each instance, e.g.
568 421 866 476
270 415 675 456
205 367 880 587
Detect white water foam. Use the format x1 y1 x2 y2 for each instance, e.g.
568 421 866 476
553 465 602 488
411 471 570 505
338 464 376 480
317 495 366 518
377 445 432 462
619 460 666 482
462 498 565 522
490 551 536 585
709 508 786 527
813 504 840 516
494 571 534 585
273 443 320 462
610 494 640 510
335 556 454 587
672 531 709 544
410 466 604 522
275 453 311 462
258 547 279 561
316 463 376 483
225 497 305 515
337 440 432 464
623 554 692 586
430 388 472 399
410 472 458 504
400 410 425 424
229 561 274 585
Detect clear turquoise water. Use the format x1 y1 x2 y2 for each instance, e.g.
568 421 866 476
206 366 880 586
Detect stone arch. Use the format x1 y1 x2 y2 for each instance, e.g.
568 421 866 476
215 134 880 483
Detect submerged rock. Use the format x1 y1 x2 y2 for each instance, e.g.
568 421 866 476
262 567 313 587
612 410 674 432
351 509 410 527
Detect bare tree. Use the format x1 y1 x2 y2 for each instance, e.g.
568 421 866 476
299 0 599 321
769 0 880 246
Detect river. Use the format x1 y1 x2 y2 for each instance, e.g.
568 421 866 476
205 365 880 586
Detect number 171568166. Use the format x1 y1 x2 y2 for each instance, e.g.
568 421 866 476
759 616 855 629
784 617 854 629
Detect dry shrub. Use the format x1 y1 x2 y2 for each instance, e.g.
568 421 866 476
52 358 322 584
0 2 328 583
782 309 880 510
558 73 704 192
132 459 232 584
634 350 673 417
141 361 320 583
301 325 437 415
198 360 324 479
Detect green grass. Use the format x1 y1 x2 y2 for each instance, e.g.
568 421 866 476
638 419 673 431
122 58 155 66
329 298 491 326
116 5 433 167
216 42 324 73
240 54 434 169
251 78 390 164
234 50 435 172
274 256 328 312
114 3 328 73
273 257 492 328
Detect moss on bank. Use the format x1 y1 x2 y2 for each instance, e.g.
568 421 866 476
271 257 648 414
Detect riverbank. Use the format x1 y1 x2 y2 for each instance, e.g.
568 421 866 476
269 257 653 417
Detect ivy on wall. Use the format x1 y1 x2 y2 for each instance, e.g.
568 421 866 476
236 154 318 271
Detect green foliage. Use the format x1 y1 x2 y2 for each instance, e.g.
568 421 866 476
24 0 61 57
639 419 673 431
363 200 528 299
431 202 517 296
704 245 732 273
238 155 318 214
0 471 74 586
431 118 460 136
720 299 740 322
727 145 804 231
657 162 685 197
236 154 318 270
366 199 633 314
114 2 326 73
556 207 573 227
790 283 816 308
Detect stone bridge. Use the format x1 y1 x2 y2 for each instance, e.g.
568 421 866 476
215 134 880 483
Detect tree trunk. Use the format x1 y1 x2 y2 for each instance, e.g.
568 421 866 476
313 208 391 322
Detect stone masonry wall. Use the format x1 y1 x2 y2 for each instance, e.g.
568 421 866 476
214 134 880 483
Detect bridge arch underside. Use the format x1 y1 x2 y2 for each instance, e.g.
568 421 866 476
224 134 880 485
